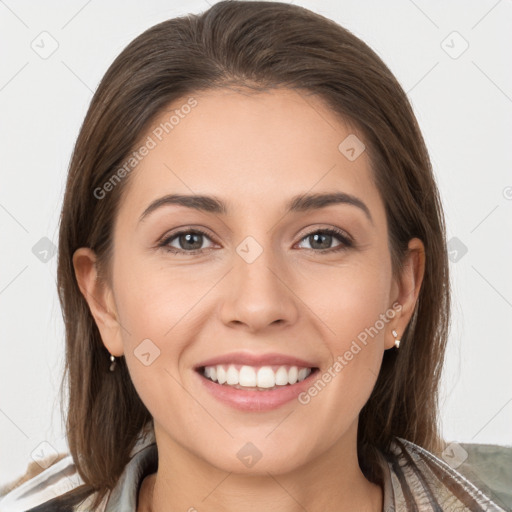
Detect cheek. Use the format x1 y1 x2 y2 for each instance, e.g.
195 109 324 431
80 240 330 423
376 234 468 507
305 255 391 402
112 252 211 344
308 251 392 344
333 276 390 349
113 266 195 426
110 254 219 410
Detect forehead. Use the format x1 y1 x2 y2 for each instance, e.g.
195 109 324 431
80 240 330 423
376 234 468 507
119 87 384 222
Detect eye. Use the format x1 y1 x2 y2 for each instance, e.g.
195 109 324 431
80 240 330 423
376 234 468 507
158 226 353 255
296 227 353 253
159 228 216 255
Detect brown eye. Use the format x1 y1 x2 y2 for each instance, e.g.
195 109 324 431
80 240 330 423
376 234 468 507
297 228 353 253
160 229 215 254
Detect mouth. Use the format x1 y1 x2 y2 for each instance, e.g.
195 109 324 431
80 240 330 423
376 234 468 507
196 364 320 391
192 352 321 411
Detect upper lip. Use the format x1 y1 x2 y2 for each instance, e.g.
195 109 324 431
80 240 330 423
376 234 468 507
194 351 318 369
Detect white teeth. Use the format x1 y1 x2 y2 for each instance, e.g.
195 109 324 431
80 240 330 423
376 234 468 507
239 365 256 387
297 368 310 382
217 366 227 384
275 366 289 386
257 366 275 388
201 364 313 389
226 365 238 385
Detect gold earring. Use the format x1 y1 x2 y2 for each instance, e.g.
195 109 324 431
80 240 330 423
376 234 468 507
109 354 117 372
392 330 401 349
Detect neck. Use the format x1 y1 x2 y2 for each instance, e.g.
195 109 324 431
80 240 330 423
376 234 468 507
139 421 382 512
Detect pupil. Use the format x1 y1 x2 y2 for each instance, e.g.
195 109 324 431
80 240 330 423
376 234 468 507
311 233 331 250
182 233 202 250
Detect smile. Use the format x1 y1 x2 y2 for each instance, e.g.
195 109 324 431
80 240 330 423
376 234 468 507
200 364 314 390
195 363 320 411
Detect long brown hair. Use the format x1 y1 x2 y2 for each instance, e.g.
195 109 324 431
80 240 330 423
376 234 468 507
56 1 450 508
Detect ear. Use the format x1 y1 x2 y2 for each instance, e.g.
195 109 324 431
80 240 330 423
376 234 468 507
385 238 425 350
72 247 124 356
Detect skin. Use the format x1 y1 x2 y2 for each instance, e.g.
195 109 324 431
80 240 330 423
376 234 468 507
73 87 425 512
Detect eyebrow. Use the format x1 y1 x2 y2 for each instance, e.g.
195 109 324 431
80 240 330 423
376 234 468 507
138 192 373 224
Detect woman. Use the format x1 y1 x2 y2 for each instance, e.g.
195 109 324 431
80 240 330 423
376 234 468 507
0 1 507 511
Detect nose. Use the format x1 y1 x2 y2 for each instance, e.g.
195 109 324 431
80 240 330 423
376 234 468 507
219 241 299 333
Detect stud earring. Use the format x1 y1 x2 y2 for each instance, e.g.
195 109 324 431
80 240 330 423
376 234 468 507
109 354 117 372
392 330 401 349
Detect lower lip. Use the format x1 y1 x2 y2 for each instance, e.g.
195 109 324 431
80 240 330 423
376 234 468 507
195 369 319 411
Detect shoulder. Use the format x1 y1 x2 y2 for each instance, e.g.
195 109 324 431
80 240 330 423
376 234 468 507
0 453 100 512
0 424 156 512
455 441 512 511
384 436 511 512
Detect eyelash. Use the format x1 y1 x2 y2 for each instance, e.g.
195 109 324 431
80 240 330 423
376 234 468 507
158 227 353 255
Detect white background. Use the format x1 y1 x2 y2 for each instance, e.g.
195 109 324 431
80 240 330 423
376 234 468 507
1 0 511 486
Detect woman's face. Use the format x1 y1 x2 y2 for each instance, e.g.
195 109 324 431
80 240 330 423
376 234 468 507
77 87 422 475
